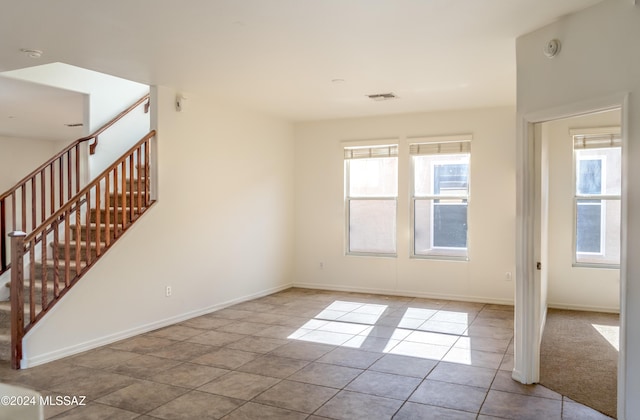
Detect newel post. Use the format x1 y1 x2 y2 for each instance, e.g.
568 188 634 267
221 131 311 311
9 231 26 369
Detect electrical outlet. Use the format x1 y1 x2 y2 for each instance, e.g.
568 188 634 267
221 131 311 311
166 286 172 297
319 262 324 270
505 272 512 281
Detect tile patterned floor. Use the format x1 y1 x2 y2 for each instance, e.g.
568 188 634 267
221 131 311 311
0 288 614 419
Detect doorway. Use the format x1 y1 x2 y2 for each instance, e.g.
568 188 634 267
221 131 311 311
537 110 621 418
513 95 627 420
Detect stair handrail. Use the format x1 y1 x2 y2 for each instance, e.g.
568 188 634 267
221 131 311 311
79 94 151 155
9 129 156 368
0 94 150 275
23 130 156 246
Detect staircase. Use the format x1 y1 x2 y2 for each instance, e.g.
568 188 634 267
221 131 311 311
0 171 148 351
0 95 155 369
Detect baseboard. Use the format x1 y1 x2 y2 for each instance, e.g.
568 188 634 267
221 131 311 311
547 302 620 314
539 306 548 344
293 282 514 306
20 282 292 369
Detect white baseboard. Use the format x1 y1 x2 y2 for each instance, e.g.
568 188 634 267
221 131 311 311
547 302 620 314
293 282 514 306
20 282 292 369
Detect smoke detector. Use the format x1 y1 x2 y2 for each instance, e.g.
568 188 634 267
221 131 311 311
20 48 43 58
543 39 561 58
367 92 397 101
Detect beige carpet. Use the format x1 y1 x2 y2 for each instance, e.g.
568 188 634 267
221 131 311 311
540 308 618 418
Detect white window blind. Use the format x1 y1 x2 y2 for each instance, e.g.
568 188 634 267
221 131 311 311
409 140 471 156
344 145 398 160
573 133 621 150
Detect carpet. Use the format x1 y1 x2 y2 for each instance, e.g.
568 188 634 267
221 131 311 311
540 308 618 418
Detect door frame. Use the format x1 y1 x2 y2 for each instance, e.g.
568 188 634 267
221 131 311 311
513 93 628 416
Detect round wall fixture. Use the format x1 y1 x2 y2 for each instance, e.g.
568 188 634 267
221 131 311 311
543 39 561 58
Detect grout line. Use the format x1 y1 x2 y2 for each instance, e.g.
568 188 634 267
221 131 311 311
4 289 609 419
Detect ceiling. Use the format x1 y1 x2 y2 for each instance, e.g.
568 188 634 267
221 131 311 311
0 0 603 122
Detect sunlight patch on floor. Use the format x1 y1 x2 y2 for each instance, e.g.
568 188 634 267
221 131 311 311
592 324 620 351
287 300 475 364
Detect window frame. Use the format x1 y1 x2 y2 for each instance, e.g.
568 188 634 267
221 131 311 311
344 143 398 257
571 128 621 268
574 155 606 257
409 136 471 261
428 159 469 252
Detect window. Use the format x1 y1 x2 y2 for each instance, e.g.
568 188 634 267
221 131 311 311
573 131 621 266
344 145 398 255
410 139 470 259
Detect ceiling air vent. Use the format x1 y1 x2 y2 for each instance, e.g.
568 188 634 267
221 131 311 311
64 123 83 127
367 92 397 101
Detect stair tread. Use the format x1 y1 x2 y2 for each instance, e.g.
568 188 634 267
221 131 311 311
6 282 60 290
110 191 146 195
92 207 136 211
35 258 87 267
35 260 87 268
90 208 141 217
68 223 122 236
53 240 107 248
0 301 43 313
70 222 119 227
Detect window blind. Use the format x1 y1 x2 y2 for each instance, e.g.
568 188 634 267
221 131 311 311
573 133 621 150
344 145 398 160
409 140 471 155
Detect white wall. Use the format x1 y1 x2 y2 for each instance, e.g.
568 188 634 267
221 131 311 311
0 136 64 193
545 110 620 312
0 136 68 299
516 1 640 417
1 63 150 179
294 107 516 303
86 98 150 180
20 86 295 366
0 135 72 239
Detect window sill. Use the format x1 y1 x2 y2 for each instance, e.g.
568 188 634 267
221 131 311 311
410 254 469 262
572 262 620 270
346 252 397 258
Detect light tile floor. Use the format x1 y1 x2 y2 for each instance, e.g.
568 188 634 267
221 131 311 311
0 288 614 419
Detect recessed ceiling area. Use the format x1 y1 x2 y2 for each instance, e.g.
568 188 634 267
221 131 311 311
0 76 85 141
0 0 604 121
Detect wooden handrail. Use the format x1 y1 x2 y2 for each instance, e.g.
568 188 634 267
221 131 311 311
25 131 155 243
80 94 150 155
9 130 156 369
0 93 150 275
